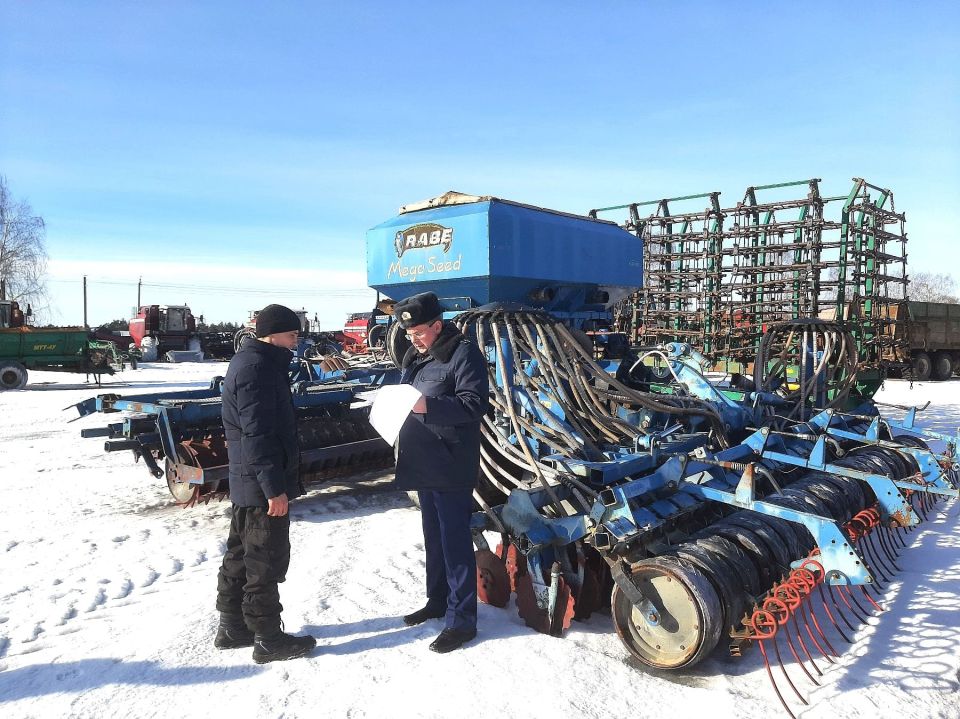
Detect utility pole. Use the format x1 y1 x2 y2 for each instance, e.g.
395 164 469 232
83 275 88 329
137 276 142 308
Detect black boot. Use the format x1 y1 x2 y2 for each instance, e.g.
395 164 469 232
214 614 254 650
403 605 445 626
429 628 477 654
252 630 317 664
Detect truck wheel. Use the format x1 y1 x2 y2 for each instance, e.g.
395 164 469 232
140 336 159 362
932 352 953 381
0 362 28 390
912 352 932 381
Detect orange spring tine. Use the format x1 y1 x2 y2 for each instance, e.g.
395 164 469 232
857 536 890 591
773 586 819 685
758 639 798 719
826 584 859 635
789 611 822 683
860 584 884 613
866 532 896 583
772 630 808 705
800 599 838 662
790 567 837 662
837 584 871 625
818 585 852 643
875 525 903 567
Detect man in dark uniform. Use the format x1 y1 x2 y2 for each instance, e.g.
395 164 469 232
393 292 489 653
214 303 317 664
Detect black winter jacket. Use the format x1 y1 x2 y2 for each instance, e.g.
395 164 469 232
395 322 489 492
222 340 301 507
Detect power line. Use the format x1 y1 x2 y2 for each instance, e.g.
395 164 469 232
48 277 372 298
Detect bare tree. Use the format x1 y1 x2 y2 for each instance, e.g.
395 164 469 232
0 176 49 314
909 271 957 303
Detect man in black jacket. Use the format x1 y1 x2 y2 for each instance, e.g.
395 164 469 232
213 304 317 664
393 292 489 653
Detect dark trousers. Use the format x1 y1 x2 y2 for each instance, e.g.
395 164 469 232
418 489 477 633
215 505 290 635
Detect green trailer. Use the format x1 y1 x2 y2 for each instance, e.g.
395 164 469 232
0 300 124 390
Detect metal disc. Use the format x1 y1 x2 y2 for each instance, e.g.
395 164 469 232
515 567 575 637
476 549 511 608
573 546 607 620
165 445 200 505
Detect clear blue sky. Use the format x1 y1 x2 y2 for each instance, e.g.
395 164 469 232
2 1 958 326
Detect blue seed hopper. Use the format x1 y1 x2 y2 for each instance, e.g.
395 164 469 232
366 191 642 310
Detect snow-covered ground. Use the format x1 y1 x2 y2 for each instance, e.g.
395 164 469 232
1 364 958 719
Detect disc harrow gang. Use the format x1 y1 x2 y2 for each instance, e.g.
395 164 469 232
75 375 397 507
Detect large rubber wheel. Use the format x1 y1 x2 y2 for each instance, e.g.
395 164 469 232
611 556 723 669
912 351 931 381
140 336 159 362
386 322 412 367
0 362 28 390
932 351 953 381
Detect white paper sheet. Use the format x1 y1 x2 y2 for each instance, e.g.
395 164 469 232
368 383 423 445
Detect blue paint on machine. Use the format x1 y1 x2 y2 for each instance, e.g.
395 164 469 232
365 192 643 311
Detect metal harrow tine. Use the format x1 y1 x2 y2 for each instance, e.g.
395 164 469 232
773 585 822 683
800 558 852 645
750 609 801 719
800 600 837 662
789 565 837 662
825 583 859 635
836 584 871 625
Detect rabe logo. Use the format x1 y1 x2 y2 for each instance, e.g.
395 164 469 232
394 223 453 258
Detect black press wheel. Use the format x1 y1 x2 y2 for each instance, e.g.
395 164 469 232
0 362 28 391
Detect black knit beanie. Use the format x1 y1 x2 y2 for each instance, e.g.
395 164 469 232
255 304 301 337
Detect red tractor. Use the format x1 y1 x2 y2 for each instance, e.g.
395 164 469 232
129 305 202 362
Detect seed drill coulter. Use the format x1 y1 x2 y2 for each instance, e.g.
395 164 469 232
366 189 958 715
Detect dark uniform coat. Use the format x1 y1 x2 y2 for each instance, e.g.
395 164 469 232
395 322 489 492
221 339 302 506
